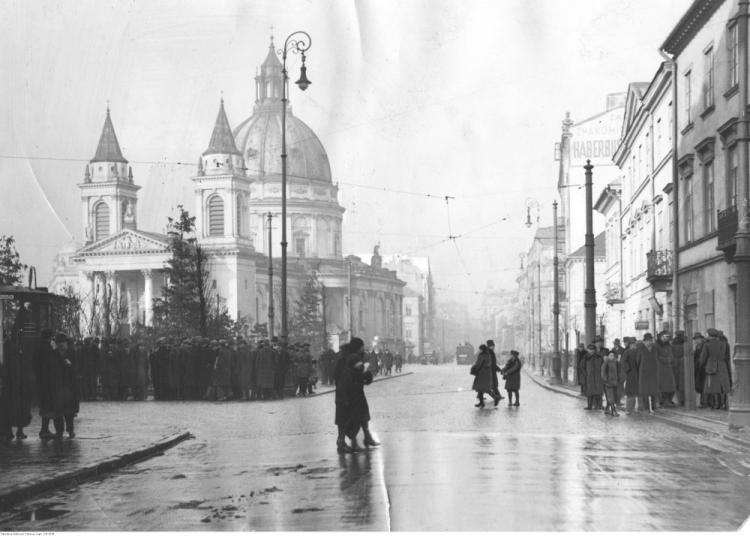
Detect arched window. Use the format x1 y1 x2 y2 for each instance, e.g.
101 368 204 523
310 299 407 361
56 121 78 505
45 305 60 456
94 202 109 241
208 195 224 236
236 194 243 236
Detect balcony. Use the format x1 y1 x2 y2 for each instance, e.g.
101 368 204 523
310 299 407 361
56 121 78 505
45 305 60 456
604 281 624 305
646 249 672 292
717 205 738 261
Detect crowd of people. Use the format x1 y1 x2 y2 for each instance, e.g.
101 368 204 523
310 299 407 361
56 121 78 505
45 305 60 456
576 328 732 416
0 329 406 443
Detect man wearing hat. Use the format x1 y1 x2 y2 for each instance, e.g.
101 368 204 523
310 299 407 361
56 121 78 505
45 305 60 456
692 333 707 407
698 328 732 409
611 338 625 406
486 340 504 403
621 337 640 414
637 333 660 413
671 331 686 406
584 343 604 410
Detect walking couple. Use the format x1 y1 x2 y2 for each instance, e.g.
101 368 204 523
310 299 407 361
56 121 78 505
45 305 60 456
334 337 380 453
471 340 518 408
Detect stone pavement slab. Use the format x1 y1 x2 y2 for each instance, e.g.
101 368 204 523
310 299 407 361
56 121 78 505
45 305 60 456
0 402 189 509
0 370 412 511
524 369 750 448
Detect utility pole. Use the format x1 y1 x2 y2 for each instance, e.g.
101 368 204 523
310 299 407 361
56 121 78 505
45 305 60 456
321 282 327 349
537 259 542 374
267 213 274 339
551 200 562 384
347 260 353 338
584 160 597 345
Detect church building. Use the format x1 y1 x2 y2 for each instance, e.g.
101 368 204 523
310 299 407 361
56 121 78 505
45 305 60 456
51 38 405 349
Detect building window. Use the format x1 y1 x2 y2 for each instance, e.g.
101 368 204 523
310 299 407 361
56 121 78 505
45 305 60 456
683 70 692 127
704 45 714 109
208 195 224 236
684 174 694 243
94 201 109 241
704 160 715 234
295 236 306 257
405 305 412 316
729 23 739 89
728 144 738 208
406 329 412 340
236 194 243 236
212 279 217 290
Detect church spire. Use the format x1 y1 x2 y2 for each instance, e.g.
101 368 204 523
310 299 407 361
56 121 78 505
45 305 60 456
255 35 285 107
91 106 128 163
203 98 241 156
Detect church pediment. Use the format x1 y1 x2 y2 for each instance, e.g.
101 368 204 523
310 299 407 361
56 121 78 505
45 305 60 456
76 229 170 256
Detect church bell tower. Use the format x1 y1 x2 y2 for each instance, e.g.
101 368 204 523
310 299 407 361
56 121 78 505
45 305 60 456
79 107 140 243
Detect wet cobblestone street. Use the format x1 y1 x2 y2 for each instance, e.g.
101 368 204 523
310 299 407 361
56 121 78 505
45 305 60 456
1 364 749 531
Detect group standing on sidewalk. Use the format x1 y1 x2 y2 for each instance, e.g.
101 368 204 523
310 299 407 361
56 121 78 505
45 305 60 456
573 328 733 416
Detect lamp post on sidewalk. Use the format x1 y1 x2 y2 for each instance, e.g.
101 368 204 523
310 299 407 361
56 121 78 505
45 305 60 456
550 200 562 384
279 31 312 345
584 160 597 345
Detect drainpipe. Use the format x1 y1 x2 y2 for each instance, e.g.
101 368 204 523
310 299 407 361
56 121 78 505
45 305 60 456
659 49 687 406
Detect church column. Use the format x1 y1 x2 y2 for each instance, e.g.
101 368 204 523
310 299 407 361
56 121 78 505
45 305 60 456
126 285 134 332
143 269 153 326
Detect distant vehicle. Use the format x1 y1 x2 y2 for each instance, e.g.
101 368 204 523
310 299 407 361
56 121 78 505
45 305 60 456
456 342 475 365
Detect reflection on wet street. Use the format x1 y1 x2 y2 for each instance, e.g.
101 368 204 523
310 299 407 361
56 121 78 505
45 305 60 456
1 364 749 531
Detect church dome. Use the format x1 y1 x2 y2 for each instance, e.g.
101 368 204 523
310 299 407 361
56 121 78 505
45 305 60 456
233 109 331 182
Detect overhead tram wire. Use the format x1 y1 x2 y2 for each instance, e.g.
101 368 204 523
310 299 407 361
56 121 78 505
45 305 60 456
0 154 460 202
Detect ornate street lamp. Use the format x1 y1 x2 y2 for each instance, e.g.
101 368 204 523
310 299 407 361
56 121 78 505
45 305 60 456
279 31 312 345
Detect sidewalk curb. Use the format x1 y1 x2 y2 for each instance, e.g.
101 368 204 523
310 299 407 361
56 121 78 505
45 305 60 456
309 371 414 397
0 430 193 510
524 370 750 449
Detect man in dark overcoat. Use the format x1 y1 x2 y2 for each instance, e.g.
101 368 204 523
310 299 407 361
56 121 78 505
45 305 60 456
621 337 640 413
692 333 707 407
611 338 625 406
471 344 496 407
255 340 276 400
500 350 522 406
48 334 80 439
671 331 686 406
655 331 676 407
636 333 660 413
575 343 587 395
699 328 731 409
34 330 56 438
335 337 377 452
486 340 504 402
1 337 32 440
584 344 604 410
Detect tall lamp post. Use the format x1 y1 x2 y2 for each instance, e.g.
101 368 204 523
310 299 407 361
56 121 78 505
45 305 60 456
279 31 312 345
583 160 597 345
550 200 562 384
525 198 540 370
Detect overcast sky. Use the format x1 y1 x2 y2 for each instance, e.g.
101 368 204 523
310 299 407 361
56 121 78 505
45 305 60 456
0 0 691 307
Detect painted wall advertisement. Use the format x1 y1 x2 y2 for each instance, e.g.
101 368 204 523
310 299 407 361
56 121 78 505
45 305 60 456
570 106 624 167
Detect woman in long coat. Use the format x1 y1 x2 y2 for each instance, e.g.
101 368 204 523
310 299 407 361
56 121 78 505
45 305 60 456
636 334 660 413
471 344 498 408
621 338 640 413
500 350 522 406
585 345 604 410
655 331 676 407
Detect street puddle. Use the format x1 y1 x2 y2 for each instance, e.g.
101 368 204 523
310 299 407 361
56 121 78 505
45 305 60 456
16 503 69 521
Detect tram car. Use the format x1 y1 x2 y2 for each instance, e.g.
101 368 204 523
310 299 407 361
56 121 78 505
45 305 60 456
455 342 474 365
